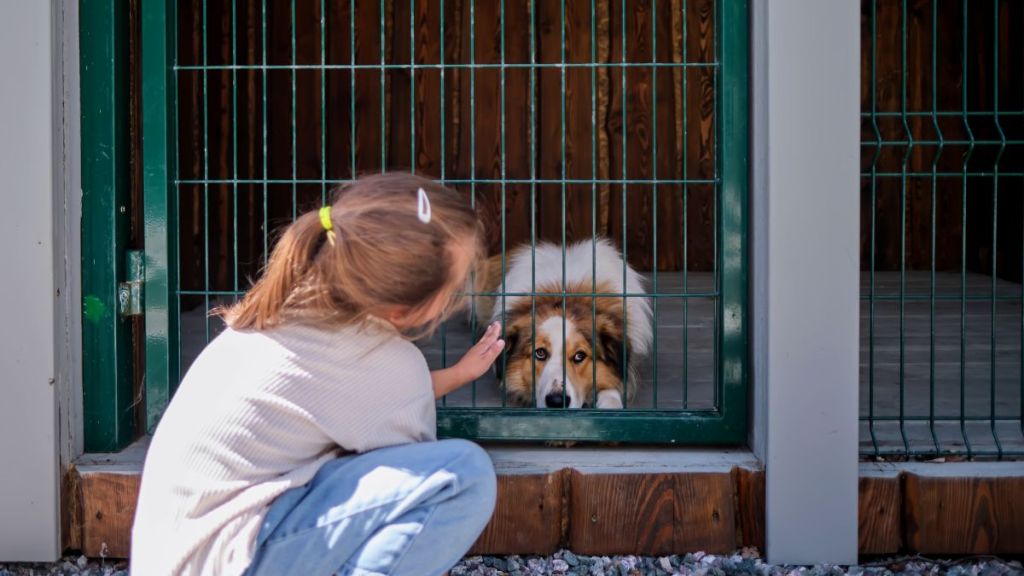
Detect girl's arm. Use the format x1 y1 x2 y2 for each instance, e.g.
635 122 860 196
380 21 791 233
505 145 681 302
430 322 505 399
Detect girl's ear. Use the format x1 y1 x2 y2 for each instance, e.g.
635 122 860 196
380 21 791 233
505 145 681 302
383 305 416 329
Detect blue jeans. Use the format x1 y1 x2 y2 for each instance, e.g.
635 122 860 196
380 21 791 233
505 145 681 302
244 439 497 576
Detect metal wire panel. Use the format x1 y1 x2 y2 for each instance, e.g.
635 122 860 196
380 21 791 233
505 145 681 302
861 0 1024 457
141 0 749 443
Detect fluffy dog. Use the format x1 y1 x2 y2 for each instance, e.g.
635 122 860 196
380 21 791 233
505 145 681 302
473 238 652 409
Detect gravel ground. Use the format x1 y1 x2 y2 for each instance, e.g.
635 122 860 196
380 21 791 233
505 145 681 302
1 550 1021 576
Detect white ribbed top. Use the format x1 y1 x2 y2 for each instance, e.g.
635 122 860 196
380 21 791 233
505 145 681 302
130 320 436 576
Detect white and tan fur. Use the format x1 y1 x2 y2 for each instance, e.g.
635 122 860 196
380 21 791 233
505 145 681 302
473 238 652 409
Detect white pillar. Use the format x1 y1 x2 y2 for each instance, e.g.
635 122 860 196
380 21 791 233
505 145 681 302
751 0 861 565
0 0 65 562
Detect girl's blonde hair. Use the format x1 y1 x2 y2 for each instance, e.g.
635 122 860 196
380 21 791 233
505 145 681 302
220 172 483 333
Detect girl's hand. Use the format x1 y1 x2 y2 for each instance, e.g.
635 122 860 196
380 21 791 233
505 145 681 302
455 322 506 381
431 322 505 398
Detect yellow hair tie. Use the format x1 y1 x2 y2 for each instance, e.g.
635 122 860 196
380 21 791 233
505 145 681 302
319 205 336 247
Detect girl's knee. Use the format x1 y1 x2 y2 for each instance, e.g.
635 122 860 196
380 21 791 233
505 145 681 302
437 439 496 504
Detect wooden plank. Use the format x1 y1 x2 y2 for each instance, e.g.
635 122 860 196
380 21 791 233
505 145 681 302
469 471 566 556
569 471 736 555
672 472 736 553
61 465 83 553
569 471 676 555
735 468 764 551
905 473 1024 554
79 471 142 558
858 475 902 555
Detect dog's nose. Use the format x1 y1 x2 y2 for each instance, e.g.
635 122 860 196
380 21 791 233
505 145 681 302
545 392 568 408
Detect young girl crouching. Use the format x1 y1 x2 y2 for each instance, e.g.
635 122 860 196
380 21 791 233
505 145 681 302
131 173 504 576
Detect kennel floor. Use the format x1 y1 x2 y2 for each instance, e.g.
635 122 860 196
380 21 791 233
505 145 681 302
178 271 1023 454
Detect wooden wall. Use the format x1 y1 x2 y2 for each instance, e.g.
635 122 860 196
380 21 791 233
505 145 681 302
860 0 1023 282
174 0 718 296
169 0 1024 295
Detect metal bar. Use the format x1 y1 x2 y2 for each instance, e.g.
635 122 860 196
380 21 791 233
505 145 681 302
175 61 721 70
682 0 689 409
927 0 942 454
590 0 598 408
990 0 1005 457
262 0 269 265
898 0 911 455
291 0 297 219
651 0 659 409
959 0 975 457
320 0 326 203
350 0 356 178
620 0 629 409
81 0 133 450
141 0 181 434
177 177 721 184
867 0 880 456
561 0 567 409
500 0 507 409
380 0 386 168
233 0 239 296
863 415 1024 422
717 0 748 434
405 0 409 172
436 410 747 444
202 0 211 343
712 0 720 411
529 0 537 409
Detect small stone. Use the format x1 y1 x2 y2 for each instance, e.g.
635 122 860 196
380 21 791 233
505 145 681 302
552 558 570 572
77 556 89 569
564 551 580 567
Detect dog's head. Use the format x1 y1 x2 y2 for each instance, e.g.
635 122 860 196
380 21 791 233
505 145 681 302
496 286 631 409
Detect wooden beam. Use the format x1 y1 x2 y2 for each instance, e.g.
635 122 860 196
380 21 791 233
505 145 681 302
79 470 141 558
469 471 567 555
568 471 736 555
905 474 1024 555
858 475 902 555
735 467 765 550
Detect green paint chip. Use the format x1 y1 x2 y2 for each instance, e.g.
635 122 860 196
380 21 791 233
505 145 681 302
83 295 107 323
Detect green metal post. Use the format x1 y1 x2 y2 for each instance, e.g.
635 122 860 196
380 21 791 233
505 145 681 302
716 0 749 440
141 0 179 432
80 0 135 451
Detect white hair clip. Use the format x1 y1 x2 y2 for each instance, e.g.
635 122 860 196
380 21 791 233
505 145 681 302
417 187 432 224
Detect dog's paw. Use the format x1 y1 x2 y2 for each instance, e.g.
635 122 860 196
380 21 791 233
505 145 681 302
543 440 578 448
596 389 623 409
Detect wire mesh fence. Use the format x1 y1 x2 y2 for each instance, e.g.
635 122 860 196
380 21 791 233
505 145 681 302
860 0 1024 457
161 0 749 443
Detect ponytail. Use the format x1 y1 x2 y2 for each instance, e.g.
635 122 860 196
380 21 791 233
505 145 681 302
221 211 326 330
218 172 482 334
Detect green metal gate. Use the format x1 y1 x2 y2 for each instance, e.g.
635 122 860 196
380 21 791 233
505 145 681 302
83 0 748 450
860 0 1024 458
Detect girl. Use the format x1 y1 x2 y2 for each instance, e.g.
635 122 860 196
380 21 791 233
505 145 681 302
131 173 503 576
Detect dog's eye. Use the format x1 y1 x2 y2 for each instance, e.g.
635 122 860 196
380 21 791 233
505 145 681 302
534 347 548 361
572 351 587 364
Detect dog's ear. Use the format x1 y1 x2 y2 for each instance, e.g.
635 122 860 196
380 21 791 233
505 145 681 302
494 323 518 382
598 323 630 379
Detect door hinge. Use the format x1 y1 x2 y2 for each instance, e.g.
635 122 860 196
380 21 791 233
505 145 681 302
118 250 144 317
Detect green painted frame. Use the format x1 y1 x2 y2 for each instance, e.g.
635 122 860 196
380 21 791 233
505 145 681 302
80 0 135 451
138 0 749 444
141 0 179 433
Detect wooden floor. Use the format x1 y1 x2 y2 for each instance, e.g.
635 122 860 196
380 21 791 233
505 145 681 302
178 270 1023 454
860 271 1023 455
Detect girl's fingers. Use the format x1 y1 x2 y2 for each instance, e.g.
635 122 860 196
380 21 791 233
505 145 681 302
485 339 505 359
